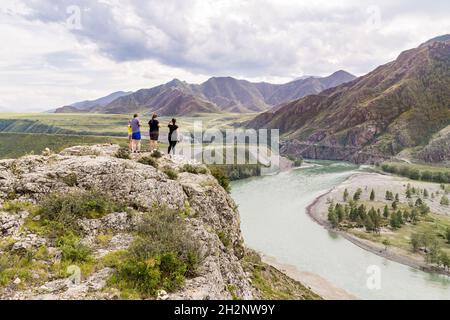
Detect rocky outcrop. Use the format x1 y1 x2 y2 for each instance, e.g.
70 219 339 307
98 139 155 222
416 126 450 166
0 144 255 300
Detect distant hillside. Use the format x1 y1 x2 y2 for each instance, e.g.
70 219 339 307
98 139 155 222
70 91 132 111
54 105 87 114
55 72 355 116
248 35 450 164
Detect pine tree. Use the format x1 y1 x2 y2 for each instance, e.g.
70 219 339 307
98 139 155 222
392 201 398 210
364 215 374 232
410 208 419 224
423 189 429 198
353 188 362 201
370 189 375 201
385 191 391 200
328 207 338 228
403 210 410 222
446 227 450 244
406 188 412 199
343 189 349 202
383 205 389 219
397 210 404 225
335 203 345 222
441 196 449 206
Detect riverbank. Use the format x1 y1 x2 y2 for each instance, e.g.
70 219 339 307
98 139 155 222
261 255 356 300
306 172 450 277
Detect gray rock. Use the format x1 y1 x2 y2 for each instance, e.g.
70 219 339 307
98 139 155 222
0 144 255 300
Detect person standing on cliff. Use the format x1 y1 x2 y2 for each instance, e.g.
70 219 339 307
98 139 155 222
148 113 160 152
168 118 179 156
130 113 141 153
127 120 133 151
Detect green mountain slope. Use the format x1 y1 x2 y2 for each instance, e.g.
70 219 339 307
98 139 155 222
248 36 450 164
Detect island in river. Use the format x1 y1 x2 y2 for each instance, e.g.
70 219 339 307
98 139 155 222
307 171 450 276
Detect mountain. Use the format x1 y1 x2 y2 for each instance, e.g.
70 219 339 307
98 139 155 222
200 77 270 112
54 72 356 116
70 91 132 111
264 71 356 106
54 105 87 113
99 79 220 115
247 35 450 164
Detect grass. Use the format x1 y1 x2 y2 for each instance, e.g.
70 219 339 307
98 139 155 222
0 132 128 159
349 212 450 256
162 166 178 180
26 190 126 237
0 112 254 137
179 164 208 175
106 208 201 298
138 156 158 168
208 166 231 193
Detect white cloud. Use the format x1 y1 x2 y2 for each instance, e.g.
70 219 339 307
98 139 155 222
0 0 449 111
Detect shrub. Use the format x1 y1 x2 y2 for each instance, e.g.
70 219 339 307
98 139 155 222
441 196 450 206
1 200 32 213
180 164 208 175
108 208 201 297
56 232 93 263
37 190 126 235
353 188 362 201
287 155 303 167
138 156 158 168
162 166 178 180
61 173 78 187
151 150 163 159
209 166 231 193
115 147 131 160
217 231 231 247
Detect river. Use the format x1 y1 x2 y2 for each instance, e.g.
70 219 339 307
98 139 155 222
231 161 450 300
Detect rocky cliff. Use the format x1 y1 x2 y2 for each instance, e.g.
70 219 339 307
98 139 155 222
0 144 319 300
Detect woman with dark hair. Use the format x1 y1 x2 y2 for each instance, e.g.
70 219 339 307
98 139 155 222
148 113 160 151
168 118 179 156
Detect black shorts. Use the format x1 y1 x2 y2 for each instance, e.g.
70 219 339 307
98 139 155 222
150 131 159 141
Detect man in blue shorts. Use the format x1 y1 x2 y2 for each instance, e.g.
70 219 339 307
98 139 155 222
130 113 141 153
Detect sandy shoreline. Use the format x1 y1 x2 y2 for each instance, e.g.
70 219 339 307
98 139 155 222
306 172 450 277
262 255 357 300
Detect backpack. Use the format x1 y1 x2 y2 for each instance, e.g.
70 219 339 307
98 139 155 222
171 129 183 142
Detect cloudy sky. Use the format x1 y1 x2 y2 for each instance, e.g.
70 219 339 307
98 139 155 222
0 0 449 111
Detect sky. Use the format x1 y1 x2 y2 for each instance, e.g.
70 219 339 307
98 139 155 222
0 0 449 112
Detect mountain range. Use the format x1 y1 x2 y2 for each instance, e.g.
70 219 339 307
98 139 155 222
55 91 132 113
247 35 450 164
55 71 356 115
